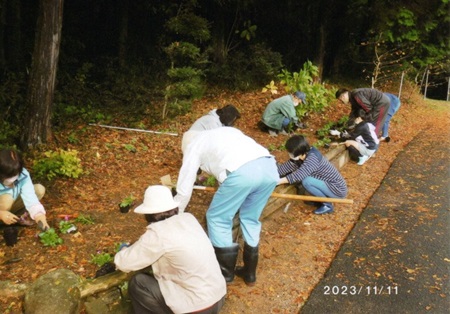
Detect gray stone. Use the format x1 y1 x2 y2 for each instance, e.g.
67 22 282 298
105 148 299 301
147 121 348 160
24 269 81 314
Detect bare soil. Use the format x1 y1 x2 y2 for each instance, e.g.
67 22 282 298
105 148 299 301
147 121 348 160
1 84 447 313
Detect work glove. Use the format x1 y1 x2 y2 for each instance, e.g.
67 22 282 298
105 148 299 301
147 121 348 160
341 130 351 139
294 121 306 129
118 242 130 251
35 214 50 231
95 262 117 278
329 129 341 136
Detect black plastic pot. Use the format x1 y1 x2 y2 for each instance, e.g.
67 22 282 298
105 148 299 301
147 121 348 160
3 226 18 246
119 204 131 213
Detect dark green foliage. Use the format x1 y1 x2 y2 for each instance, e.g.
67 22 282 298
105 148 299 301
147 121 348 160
208 43 283 90
165 42 201 65
165 12 211 43
0 73 27 147
163 8 210 119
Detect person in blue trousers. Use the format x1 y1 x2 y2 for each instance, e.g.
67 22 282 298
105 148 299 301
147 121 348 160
277 135 348 214
175 127 279 286
381 93 401 142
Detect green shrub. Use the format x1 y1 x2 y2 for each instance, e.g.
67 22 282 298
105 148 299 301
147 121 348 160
275 61 335 118
33 149 83 180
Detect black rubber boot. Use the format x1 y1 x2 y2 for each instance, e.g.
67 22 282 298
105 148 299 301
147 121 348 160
214 244 239 283
235 242 259 286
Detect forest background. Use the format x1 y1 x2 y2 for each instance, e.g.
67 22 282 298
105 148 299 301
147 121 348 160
0 0 449 151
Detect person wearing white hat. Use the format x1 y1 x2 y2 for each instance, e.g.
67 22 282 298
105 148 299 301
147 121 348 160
175 127 279 286
114 185 226 314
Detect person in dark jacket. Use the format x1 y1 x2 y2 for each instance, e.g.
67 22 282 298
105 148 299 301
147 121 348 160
336 88 390 136
277 135 348 215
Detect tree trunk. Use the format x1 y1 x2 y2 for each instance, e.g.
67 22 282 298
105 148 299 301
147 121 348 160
6 0 22 71
21 0 64 150
118 0 128 68
0 0 6 72
316 23 326 82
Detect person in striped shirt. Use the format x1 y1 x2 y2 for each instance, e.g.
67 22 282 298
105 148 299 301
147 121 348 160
277 135 348 214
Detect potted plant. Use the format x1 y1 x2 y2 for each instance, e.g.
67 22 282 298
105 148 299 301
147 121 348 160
119 194 136 213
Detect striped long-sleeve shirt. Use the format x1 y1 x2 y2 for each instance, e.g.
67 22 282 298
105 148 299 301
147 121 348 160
277 147 348 198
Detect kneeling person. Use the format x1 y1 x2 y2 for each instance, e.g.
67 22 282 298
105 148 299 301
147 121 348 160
114 185 226 314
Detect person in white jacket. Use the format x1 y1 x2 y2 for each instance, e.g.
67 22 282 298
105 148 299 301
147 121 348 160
175 127 279 286
189 104 240 131
114 185 226 314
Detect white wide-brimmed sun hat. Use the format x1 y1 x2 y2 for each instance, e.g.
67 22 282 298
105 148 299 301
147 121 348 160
134 185 180 214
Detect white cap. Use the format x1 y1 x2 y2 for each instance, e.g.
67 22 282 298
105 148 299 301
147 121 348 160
134 185 180 214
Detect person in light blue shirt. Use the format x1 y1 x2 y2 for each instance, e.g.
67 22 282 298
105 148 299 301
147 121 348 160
0 149 50 231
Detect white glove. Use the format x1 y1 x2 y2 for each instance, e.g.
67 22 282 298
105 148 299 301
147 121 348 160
329 129 341 136
341 130 350 138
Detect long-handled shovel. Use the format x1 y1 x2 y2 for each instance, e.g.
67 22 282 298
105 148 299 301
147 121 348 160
160 174 353 204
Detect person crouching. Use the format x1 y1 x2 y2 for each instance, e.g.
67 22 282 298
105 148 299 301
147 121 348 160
114 185 226 314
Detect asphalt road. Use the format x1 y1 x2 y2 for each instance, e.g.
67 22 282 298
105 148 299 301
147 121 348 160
300 124 450 314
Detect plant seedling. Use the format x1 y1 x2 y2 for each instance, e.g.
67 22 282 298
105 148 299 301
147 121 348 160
59 220 77 234
75 214 95 225
90 252 113 267
119 194 136 213
39 228 63 247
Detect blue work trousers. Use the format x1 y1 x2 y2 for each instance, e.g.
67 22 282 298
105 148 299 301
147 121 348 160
206 157 278 247
302 176 340 207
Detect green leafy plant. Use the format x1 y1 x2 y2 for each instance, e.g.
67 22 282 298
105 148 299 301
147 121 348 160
67 132 79 144
120 195 136 208
90 252 113 267
272 61 334 119
59 220 76 234
75 214 95 225
204 176 217 187
39 228 63 247
33 149 83 180
122 143 137 153
262 80 279 94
